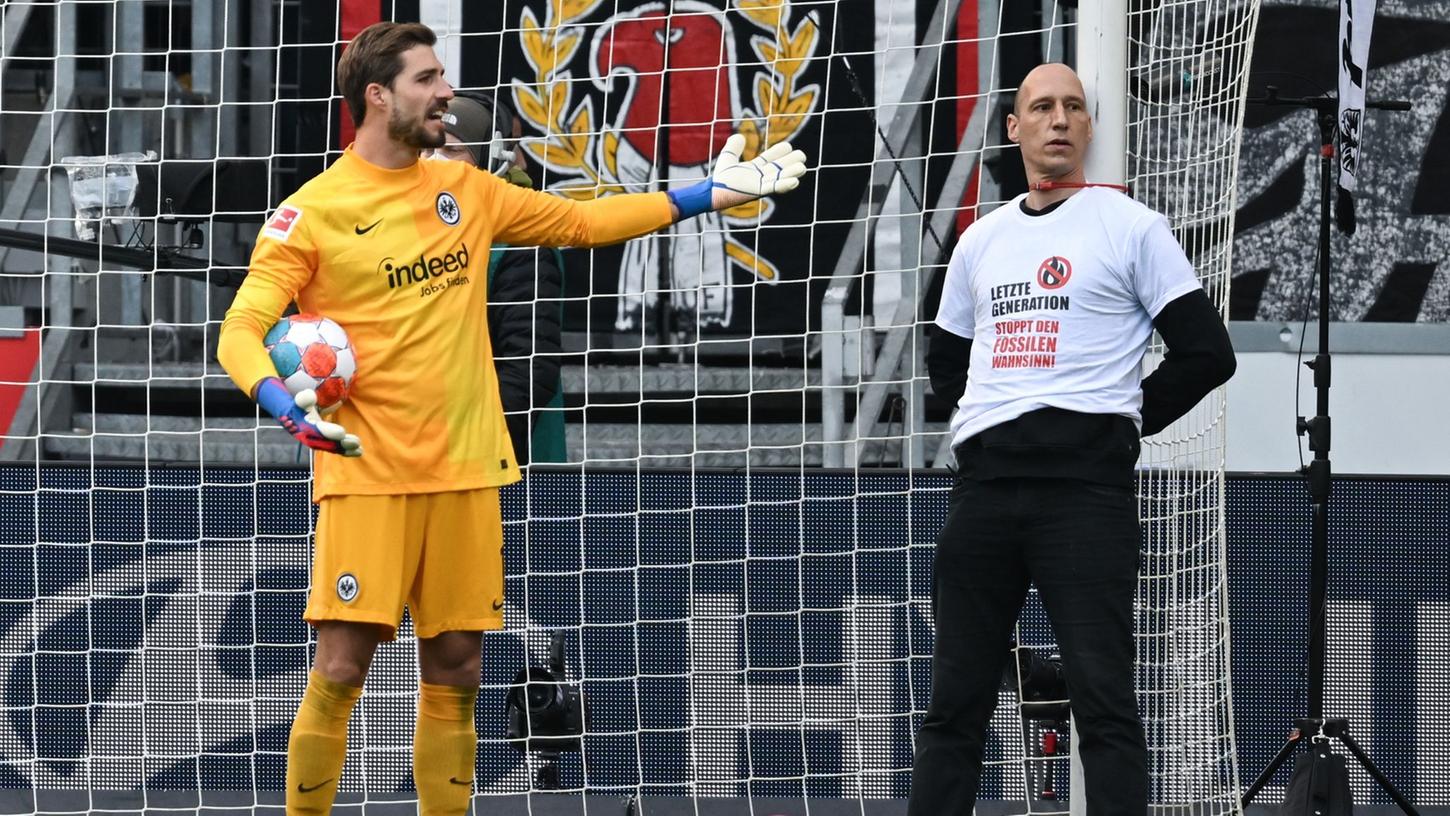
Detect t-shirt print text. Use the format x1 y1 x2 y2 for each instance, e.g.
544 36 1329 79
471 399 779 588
988 277 1071 318
992 318 1060 369
988 255 1074 369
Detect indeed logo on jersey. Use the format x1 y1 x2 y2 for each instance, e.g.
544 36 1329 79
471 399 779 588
377 243 471 292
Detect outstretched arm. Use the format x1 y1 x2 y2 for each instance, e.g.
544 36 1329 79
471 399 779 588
492 134 809 248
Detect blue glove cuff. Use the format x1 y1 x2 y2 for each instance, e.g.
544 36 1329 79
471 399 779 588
666 178 717 220
255 377 296 421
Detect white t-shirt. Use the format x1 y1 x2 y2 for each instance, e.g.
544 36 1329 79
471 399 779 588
935 187 1202 450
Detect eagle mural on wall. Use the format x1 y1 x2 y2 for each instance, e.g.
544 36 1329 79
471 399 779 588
511 0 821 331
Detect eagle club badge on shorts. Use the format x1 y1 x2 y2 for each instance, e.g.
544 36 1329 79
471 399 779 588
336 572 359 603
436 192 460 226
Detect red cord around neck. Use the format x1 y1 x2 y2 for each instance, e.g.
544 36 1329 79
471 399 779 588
1030 181 1130 193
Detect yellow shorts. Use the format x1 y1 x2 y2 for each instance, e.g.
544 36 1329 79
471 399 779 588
306 488 504 639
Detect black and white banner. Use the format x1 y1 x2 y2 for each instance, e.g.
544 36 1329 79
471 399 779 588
1233 1 1448 322
1336 0 1376 232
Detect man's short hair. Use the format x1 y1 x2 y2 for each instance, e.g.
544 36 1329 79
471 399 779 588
336 22 437 128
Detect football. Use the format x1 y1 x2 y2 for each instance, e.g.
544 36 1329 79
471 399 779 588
262 313 357 414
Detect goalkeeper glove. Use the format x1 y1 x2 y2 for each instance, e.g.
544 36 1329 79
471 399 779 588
255 377 362 457
667 133 808 220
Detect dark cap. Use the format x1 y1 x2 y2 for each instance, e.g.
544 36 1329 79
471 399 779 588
440 95 496 167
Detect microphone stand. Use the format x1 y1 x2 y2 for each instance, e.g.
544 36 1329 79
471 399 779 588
1237 85 1414 814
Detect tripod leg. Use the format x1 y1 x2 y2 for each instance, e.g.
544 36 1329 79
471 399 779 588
1241 735 1301 806
1337 733 1421 816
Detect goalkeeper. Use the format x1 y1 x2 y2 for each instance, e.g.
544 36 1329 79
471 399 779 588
909 63 1235 816
216 21 806 816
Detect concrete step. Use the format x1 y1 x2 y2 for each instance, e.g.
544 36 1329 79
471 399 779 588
48 414 945 467
47 413 305 465
567 423 827 467
74 362 820 396
53 361 925 466
560 364 820 395
75 361 235 389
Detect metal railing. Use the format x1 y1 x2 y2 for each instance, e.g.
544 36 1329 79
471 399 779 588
817 0 980 468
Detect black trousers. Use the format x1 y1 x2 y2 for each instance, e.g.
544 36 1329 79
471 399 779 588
907 476 1148 816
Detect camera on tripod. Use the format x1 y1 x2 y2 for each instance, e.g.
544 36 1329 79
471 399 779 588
1005 640 1069 723
505 630 585 788
1005 641 1071 801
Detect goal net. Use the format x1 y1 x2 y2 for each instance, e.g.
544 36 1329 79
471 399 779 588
0 0 1258 812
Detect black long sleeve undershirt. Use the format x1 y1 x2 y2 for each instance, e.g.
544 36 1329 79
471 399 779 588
1139 288 1237 436
926 326 973 409
921 194 1057 407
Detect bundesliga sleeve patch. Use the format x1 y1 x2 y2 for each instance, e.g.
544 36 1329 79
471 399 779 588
263 205 303 242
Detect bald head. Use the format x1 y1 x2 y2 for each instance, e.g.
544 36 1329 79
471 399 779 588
1014 63 1086 117
1006 62 1093 189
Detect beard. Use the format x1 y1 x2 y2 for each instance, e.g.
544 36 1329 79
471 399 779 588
389 106 445 150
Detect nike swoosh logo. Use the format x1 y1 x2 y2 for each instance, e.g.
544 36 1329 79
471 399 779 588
492 598 505 611
354 219 382 235
450 777 473 786
297 778 334 794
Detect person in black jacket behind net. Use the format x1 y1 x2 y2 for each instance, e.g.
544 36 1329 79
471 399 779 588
429 91 567 465
910 63 1237 816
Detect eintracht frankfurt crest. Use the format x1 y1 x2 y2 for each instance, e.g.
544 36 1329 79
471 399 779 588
512 0 821 330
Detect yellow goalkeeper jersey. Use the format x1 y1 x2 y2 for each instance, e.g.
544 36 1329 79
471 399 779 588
219 146 673 500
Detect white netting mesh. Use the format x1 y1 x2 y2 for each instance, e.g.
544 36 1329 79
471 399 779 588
1130 0 1258 808
0 0 1257 813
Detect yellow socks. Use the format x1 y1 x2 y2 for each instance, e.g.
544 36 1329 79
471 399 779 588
283 674 477 815
414 682 480 816
285 670 363 816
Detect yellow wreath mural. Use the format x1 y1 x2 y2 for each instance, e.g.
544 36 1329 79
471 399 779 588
512 0 821 279
725 0 818 223
512 0 618 200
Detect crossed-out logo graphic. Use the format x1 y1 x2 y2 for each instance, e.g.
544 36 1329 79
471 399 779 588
510 0 822 330
377 243 472 297
1036 255 1072 290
